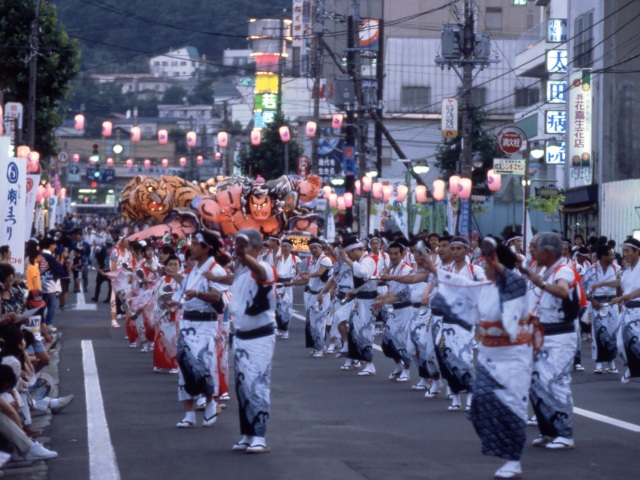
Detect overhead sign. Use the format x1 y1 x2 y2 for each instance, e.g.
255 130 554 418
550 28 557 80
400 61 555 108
496 127 525 156
3 102 23 144
441 98 458 138
493 158 526 176
568 70 592 188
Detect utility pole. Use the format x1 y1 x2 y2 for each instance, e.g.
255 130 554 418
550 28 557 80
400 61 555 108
27 0 44 149
460 0 474 179
311 0 325 173
222 100 229 176
277 9 287 116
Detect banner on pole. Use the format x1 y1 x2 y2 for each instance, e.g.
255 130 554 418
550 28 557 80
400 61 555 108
0 137 27 273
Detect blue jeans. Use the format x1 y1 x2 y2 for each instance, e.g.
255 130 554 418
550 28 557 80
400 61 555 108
43 293 59 326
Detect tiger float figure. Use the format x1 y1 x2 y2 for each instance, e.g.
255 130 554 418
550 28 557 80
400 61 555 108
121 175 207 222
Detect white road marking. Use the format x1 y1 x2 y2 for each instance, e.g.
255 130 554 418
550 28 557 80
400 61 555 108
82 340 121 480
574 407 640 433
292 310 382 351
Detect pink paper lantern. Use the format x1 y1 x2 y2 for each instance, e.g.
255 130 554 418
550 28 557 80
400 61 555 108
305 121 317 138
449 175 460 196
44 184 54 199
415 185 427 203
158 129 168 145
73 153 80 163
36 186 44 202
332 114 343 130
179 157 187 167
355 179 361 196
458 178 472 200
372 182 383 199
27 151 40 173
251 129 261 146
59 188 66 200
329 193 338 208
382 184 393 203
106 157 114 167
131 126 141 143
362 176 373 192
74 114 85 131
17 146 30 158
196 155 204 165
186 131 197 148
344 192 353 208
432 179 446 201
102 121 112 137
396 184 409 203
218 131 228 148
144 159 151 169
487 169 502 192
161 158 169 168
214 152 222 161
322 186 332 198
337 196 346 211
126 158 133 168
279 126 291 142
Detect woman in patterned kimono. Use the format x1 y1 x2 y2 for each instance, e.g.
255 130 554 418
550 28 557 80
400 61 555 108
153 255 182 373
611 238 640 383
581 244 620 373
229 228 278 454
274 239 299 339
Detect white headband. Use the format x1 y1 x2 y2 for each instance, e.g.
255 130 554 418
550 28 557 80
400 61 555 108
623 242 640 250
344 242 364 252
308 242 323 248
449 240 470 249
269 237 281 243
281 240 293 247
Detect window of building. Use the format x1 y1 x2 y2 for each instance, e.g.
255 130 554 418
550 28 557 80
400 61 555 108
485 7 503 30
180 61 186 66
400 86 431 110
162 61 168 66
153 61 160 66
574 11 594 68
457 87 487 107
515 87 540 107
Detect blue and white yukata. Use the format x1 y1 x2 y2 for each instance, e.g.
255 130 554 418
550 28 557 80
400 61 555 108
380 261 414 367
347 253 378 362
303 254 332 352
275 253 299 334
618 262 640 379
406 271 433 380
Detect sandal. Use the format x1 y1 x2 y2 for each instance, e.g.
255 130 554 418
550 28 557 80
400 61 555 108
111 321 120 328
176 419 195 428
447 402 461 411
232 441 250 452
545 437 575 449
246 443 271 454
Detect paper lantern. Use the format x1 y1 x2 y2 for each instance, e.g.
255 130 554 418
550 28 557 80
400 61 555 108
218 131 228 148
106 157 114 167
214 152 222 161
337 196 346 211
432 179 446 201
158 129 168 145
26 151 40 173
251 129 261 146
344 192 353 208
36 186 45 202
355 179 361 196
126 158 133 168
59 188 66 200
45 184 54 199
102 121 112 137
186 131 197 147
305 121 317 138
196 155 204 165
322 186 332 198
279 126 291 142
362 176 373 192
17 146 30 158
382 184 393 203
161 158 169 168
396 184 409 203
458 178 472 200
449 175 460 195
179 157 187 167
73 153 80 163
487 169 502 192
144 159 151 169
329 193 338 208
415 185 427 203
74 114 85 131
372 182 383 199
332 113 343 130
131 126 141 143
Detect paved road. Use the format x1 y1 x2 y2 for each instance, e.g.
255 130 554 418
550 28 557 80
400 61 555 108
43 288 640 480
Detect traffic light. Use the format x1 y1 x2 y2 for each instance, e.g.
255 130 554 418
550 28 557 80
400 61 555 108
90 144 100 164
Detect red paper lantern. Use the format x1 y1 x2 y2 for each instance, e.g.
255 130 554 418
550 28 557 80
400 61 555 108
74 114 85 131
106 157 114 167
131 126 141 143
415 185 427 203
196 155 204 165
73 153 80 163
218 131 228 148
337 196 346 211
26 151 40 174
396 185 409 203
214 152 222 161
344 192 353 208
449 175 460 196
17 146 30 158
332 114 343 130
59 188 66 200
179 157 187 167
487 169 502 192
355 179 361 196
362 176 373 192
186 131 197 147
158 129 168 145
144 159 151 169
372 182 383 199
251 129 261 146
322 186 332 198
458 178 472 200
382 184 393 203
102 121 112 137
279 126 291 142
306 121 317 138
329 193 338 208
126 159 133 168
432 179 446 201
161 158 169 168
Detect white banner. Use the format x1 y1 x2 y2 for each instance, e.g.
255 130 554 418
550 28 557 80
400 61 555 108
0 137 27 274
25 174 40 238
48 196 58 231
567 70 592 188
326 212 336 243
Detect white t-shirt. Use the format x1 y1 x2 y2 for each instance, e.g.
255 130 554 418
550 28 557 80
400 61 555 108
229 261 277 331
276 253 299 280
307 254 332 292
621 262 640 296
533 263 575 324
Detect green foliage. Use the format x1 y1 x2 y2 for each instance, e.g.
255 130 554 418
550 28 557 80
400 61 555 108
0 0 80 158
236 113 302 180
527 194 565 216
162 86 188 105
187 79 214 105
434 109 500 191
52 0 293 72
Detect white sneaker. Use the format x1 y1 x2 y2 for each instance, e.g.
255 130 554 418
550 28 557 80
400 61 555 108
21 442 58 461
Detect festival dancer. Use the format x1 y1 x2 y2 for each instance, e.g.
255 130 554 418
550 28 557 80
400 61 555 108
340 235 378 375
170 231 228 428
153 254 182 373
611 238 640 384
274 239 299 339
228 228 278 454
582 243 620 374
106 236 133 328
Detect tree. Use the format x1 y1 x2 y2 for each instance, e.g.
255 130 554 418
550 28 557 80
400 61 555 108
236 113 302 180
434 109 500 193
161 86 188 105
0 0 80 158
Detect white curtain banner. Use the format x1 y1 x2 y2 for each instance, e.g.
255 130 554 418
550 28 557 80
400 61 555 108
0 137 27 274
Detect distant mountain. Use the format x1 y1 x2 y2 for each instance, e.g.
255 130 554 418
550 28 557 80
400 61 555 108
53 0 292 73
